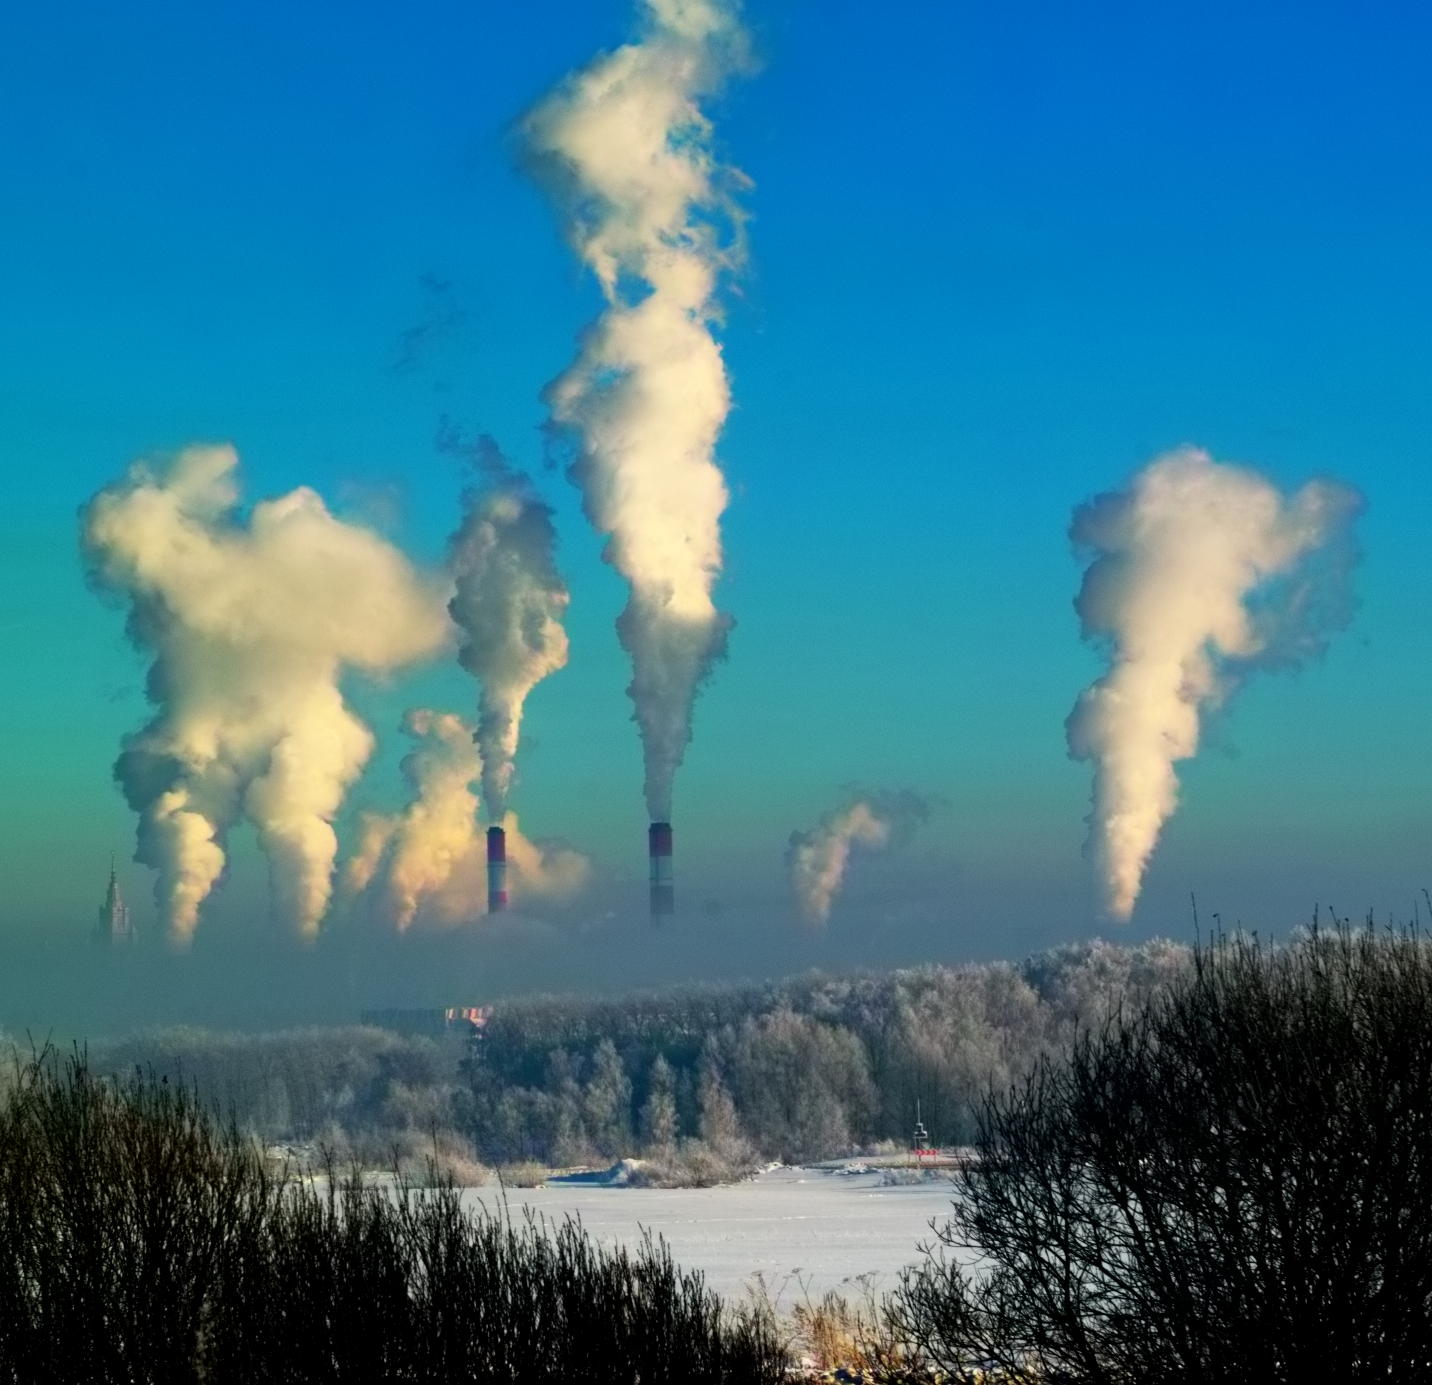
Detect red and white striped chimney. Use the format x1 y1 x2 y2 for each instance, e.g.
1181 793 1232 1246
648 821 674 920
486 825 508 913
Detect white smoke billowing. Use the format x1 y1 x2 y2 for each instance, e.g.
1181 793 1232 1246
81 445 449 944
444 429 570 822
1066 446 1361 921
788 791 932 926
346 709 590 929
345 710 481 930
523 0 748 820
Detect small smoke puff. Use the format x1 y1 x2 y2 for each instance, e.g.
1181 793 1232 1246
82 445 449 944
1066 446 1361 922
787 792 931 926
345 709 590 929
506 824 592 905
523 0 748 821
445 431 570 822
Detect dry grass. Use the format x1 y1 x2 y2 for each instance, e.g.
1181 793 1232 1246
391 1127 491 1187
496 1158 551 1187
739 1274 940 1383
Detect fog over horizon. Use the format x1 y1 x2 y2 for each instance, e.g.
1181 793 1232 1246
2 0 1428 1041
6 831 1422 1040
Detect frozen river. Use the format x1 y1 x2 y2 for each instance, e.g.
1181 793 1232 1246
459 1166 958 1304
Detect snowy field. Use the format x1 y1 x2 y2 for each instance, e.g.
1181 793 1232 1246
459 1167 958 1304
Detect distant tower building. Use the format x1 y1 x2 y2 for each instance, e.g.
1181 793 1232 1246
911 1099 933 1165
96 858 136 944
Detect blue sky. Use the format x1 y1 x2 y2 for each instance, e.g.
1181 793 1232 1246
0 0 1427 1026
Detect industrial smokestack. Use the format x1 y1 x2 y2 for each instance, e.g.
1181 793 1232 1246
487 825 509 914
648 821 674 920
344 711 591 927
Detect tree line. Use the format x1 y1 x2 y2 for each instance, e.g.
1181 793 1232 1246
86 938 1190 1175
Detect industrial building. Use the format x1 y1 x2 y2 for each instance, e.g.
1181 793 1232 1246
360 1006 490 1042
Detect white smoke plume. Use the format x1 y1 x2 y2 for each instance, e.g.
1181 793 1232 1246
1066 446 1361 921
81 445 449 944
787 791 932 926
443 426 569 822
346 708 590 929
523 0 748 820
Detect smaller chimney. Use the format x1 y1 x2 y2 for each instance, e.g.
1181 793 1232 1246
486 826 508 913
649 821 674 920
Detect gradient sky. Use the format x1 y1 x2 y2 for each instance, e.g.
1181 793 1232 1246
1 0 1427 1032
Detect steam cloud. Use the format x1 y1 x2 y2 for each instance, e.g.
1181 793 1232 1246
524 0 748 820
81 446 448 943
788 791 932 926
347 709 590 929
1066 446 1361 920
444 428 570 822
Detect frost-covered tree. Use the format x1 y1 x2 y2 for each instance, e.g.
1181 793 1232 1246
582 1039 632 1158
639 1054 679 1154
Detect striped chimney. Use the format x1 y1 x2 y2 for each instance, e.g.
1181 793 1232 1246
649 821 674 920
486 826 508 913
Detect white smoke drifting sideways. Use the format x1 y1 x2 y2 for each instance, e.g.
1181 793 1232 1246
788 791 932 926
346 709 590 930
445 431 570 823
81 445 449 944
523 0 748 821
1066 446 1361 921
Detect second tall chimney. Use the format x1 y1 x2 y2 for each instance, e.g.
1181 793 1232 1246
486 826 508 913
648 821 674 920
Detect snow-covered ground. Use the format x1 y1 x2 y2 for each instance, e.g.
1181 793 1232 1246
458 1166 959 1304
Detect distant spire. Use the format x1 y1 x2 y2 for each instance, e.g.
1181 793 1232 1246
96 855 135 944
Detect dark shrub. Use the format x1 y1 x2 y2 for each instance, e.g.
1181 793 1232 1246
0 1053 785 1383
892 925 1432 1383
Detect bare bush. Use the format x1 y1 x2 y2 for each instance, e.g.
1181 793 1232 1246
0 1052 786 1383
892 924 1432 1383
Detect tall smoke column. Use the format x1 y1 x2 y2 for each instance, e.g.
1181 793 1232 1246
81 445 448 943
1066 446 1361 920
649 820 673 919
523 0 748 841
787 791 931 926
487 826 508 913
445 428 570 837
